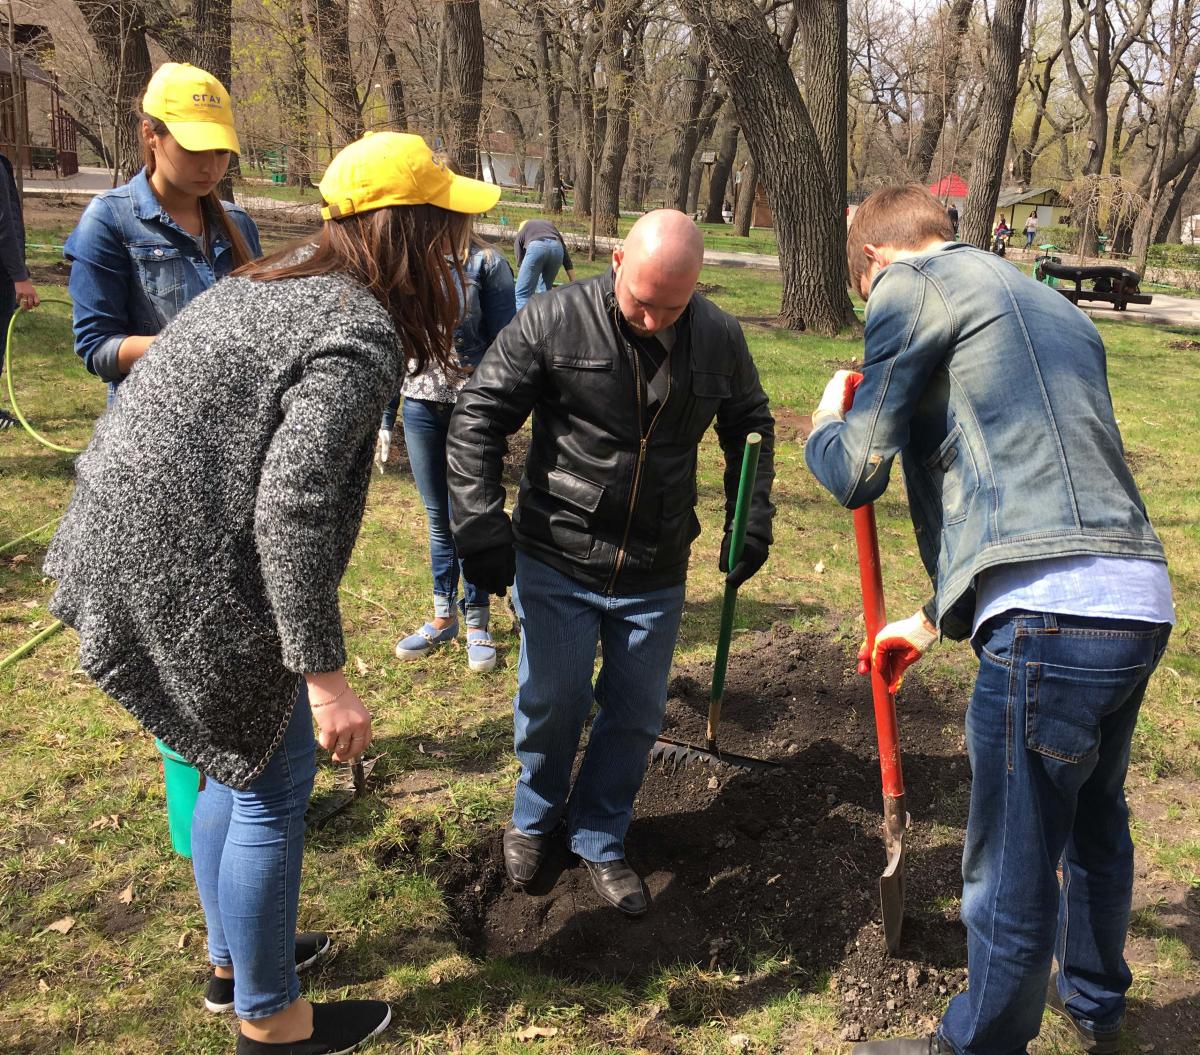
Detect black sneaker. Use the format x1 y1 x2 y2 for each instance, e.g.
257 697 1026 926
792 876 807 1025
0 409 16 430
205 932 332 1013
235 1000 391 1055
1046 971 1122 1054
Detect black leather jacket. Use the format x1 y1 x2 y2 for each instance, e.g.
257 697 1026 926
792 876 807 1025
447 271 775 594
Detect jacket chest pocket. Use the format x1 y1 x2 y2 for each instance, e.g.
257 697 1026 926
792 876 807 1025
684 368 731 436
919 423 979 525
129 245 189 323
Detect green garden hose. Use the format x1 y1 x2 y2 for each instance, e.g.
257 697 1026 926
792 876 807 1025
4 296 85 455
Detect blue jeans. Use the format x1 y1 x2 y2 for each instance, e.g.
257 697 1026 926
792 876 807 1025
510 551 686 861
939 612 1171 1055
191 683 316 1020
515 238 564 310
402 397 488 626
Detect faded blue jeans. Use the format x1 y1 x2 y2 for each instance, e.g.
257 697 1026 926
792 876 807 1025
515 238 564 310
403 397 488 627
191 682 316 1020
938 611 1171 1055
510 550 686 861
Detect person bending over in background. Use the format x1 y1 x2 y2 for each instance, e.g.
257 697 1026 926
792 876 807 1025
513 217 576 309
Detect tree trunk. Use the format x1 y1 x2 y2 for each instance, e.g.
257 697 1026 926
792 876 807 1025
533 3 563 211
365 0 407 129
683 0 855 333
188 0 235 198
734 158 757 237
282 0 311 188
442 0 483 177
704 114 739 223
909 0 973 181
685 151 704 216
799 0 848 232
664 42 708 212
76 0 154 184
572 18 603 218
306 0 362 147
1155 151 1200 243
594 4 641 238
960 0 1028 249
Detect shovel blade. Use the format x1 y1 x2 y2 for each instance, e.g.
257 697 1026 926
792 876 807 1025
879 798 910 955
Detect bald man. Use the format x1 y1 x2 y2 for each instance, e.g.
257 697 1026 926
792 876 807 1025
447 209 775 915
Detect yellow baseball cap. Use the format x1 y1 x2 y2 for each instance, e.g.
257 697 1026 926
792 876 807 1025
142 63 240 154
319 132 501 221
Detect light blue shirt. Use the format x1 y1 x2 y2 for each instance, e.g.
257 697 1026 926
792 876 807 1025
973 555 1175 638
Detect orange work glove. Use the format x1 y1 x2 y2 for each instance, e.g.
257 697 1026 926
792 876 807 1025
856 609 939 694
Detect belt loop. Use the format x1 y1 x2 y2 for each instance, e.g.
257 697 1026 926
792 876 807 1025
1043 612 1058 632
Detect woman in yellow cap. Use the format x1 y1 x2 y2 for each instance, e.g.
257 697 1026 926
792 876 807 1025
65 63 262 403
45 131 500 1053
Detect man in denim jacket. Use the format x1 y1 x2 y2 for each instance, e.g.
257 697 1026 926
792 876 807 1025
806 186 1174 1055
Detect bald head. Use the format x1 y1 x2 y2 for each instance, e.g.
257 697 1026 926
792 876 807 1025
613 209 704 336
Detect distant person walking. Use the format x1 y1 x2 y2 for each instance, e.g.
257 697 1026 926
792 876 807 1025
65 63 261 404
0 150 39 430
514 218 576 309
1024 210 1039 249
946 203 959 236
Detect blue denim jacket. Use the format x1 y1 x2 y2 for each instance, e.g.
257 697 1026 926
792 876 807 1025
806 244 1166 640
65 168 262 391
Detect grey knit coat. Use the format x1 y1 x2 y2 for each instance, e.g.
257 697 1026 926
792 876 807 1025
44 272 402 789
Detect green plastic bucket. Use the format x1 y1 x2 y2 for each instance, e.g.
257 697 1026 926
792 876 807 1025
155 739 201 858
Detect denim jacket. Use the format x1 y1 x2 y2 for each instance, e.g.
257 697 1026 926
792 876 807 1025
806 244 1166 640
400 244 515 403
65 168 262 390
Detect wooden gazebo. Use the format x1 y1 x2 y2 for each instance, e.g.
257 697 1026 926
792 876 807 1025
1 42 78 178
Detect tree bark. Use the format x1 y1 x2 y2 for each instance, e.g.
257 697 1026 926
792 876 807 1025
305 0 363 147
442 0 484 177
704 114 739 223
799 0 848 235
533 2 563 210
572 11 603 218
734 158 757 237
664 41 708 212
187 0 235 198
282 0 311 188
960 0 1028 249
908 0 973 181
75 0 154 184
365 0 408 129
683 0 855 333
594 3 641 237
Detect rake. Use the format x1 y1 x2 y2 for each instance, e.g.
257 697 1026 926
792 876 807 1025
650 433 779 774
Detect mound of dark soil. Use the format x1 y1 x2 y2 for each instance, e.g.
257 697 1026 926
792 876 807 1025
444 625 972 1035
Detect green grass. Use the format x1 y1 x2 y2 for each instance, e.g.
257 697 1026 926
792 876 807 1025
1 271 1197 1053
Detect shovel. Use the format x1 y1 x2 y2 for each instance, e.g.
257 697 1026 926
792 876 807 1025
844 376 909 954
650 433 778 773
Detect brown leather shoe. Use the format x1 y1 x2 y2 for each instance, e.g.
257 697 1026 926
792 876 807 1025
582 857 649 916
1046 972 1121 1054
502 826 550 889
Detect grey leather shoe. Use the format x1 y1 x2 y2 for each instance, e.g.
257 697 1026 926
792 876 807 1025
1046 972 1122 1054
582 857 649 916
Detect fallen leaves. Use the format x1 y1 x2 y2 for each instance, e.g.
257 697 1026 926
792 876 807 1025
353 656 369 677
88 814 120 831
515 1025 559 1042
117 882 134 905
44 917 74 935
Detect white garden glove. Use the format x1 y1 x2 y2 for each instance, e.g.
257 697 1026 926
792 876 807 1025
813 369 864 429
375 427 392 474
857 609 939 694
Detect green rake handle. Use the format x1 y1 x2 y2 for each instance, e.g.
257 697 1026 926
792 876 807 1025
705 432 762 750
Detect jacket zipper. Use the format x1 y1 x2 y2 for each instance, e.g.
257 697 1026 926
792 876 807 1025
605 330 672 593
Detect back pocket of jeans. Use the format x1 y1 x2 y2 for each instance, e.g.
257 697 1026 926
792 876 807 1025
1025 659 1148 763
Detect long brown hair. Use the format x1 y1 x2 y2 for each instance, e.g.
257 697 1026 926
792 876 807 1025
235 204 470 381
140 114 254 269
